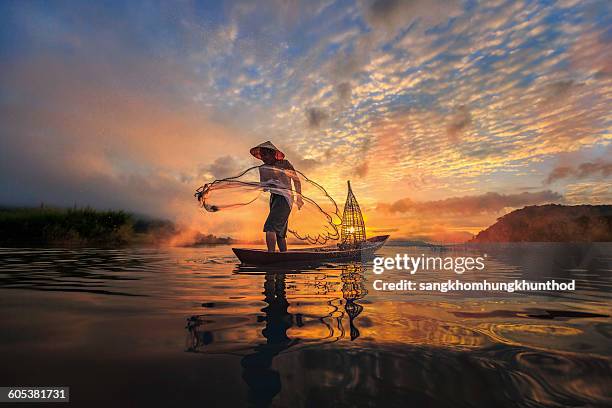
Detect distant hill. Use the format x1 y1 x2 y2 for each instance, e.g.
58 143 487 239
388 239 447 248
471 204 612 242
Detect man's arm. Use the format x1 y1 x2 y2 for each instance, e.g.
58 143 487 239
259 165 273 192
286 161 304 208
285 162 301 192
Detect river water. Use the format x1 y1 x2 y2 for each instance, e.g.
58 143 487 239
0 243 610 407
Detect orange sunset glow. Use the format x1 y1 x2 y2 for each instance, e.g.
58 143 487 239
1 0 610 243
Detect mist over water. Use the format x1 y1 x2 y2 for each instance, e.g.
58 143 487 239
0 243 610 407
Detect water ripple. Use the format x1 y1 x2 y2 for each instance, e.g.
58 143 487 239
1 243 611 407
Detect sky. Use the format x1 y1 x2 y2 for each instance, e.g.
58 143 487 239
0 0 610 242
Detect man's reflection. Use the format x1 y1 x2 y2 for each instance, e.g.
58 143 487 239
240 271 295 407
186 262 368 407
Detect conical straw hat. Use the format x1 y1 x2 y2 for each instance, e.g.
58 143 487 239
250 141 285 160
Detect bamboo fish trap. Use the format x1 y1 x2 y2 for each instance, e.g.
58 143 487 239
340 181 366 248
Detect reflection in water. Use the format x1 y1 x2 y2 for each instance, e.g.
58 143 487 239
1 244 611 407
240 272 293 407
181 244 612 407
187 263 369 407
340 263 367 341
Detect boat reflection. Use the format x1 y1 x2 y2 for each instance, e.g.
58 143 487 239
340 263 367 341
180 245 612 408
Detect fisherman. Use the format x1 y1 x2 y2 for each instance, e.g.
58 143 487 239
250 141 304 252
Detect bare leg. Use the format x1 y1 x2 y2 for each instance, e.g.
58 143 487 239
277 236 287 252
266 231 277 252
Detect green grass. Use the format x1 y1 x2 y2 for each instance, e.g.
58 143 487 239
0 206 172 247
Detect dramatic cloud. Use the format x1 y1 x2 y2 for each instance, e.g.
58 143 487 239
546 160 612 184
0 16 248 219
0 0 610 241
377 191 563 215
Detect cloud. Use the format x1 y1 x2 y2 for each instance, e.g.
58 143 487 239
569 29 612 77
305 106 329 128
328 35 374 80
370 227 399 233
377 191 564 215
1 0 610 240
281 147 321 172
0 36 246 221
564 182 612 205
446 105 472 140
357 138 373 178
355 161 369 178
546 160 612 184
363 0 461 35
335 81 352 104
545 80 576 100
204 155 248 179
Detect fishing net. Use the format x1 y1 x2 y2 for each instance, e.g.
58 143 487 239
195 165 341 244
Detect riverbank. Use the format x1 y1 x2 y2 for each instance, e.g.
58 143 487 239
0 207 167 247
0 207 232 247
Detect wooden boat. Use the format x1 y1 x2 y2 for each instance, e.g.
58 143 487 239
230 180 390 266
232 235 389 266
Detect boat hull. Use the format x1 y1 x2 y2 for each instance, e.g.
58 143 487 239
232 235 389 266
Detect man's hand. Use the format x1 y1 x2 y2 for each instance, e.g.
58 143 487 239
296 196 304 209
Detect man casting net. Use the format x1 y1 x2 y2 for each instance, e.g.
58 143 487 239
195 141 341 250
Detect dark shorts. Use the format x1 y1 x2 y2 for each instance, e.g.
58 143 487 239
263 193 291 239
